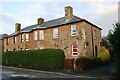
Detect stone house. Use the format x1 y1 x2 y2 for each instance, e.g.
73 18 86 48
4 6 102 59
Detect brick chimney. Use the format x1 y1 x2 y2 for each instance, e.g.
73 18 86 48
37 18 44 25
15 23 21 32
65 6 73 21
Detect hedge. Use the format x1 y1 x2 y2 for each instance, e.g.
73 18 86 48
2 49 65 70
75 57 109 71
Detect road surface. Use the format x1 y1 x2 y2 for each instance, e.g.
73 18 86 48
1 66 113 80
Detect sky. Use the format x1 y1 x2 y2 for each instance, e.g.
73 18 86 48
0 0 119 36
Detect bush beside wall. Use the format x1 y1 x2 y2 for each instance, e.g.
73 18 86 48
2 49 65 70
75 57 102 71
75 57 110 71
97 46 110 63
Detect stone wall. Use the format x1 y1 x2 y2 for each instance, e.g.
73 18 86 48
4 21 101 59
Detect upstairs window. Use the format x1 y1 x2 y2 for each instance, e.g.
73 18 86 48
6 38 8 45
21 34 24 42
93 30 97 39
14 37 16 44
26 34 29 41
53 28 58 38
72 44 78 55
34 31 38 40
40 31 44 40
71 24 77 36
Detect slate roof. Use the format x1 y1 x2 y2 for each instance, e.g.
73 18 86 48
0 34 9 40
8 15 102 37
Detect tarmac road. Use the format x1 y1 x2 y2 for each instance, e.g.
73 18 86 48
1 66 114 80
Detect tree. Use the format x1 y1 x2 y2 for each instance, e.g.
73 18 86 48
107 22 120 80
101 36 110 49
101 37 113 61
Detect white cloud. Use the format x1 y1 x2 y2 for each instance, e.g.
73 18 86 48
0 11 17 22
83 2 118 36
21 3 64 21
0 1 118 36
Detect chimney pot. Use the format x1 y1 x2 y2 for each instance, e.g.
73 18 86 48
37 18 44 25
15 23 21 32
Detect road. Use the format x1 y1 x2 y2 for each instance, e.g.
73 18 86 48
1 66 113 80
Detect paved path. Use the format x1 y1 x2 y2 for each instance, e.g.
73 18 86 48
1 65 115 80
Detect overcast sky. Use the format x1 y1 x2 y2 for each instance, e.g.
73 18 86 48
0 0 119 36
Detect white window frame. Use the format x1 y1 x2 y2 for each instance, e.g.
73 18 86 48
53 28 58 38
71 24 77 36
26 34 29 41
21 34 24 42
34 31 38 40
40 31 44 40
72 44 78 56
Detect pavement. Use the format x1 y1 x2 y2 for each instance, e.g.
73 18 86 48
1 64 115 80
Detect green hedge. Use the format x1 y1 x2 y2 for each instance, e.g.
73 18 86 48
75 57 109 71
2 49 65 70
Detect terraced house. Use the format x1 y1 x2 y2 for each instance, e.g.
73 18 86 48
4 6 102 59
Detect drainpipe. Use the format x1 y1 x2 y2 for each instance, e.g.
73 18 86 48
91 26 94 58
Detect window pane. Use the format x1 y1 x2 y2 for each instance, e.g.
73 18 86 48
71 25 77 36
73 53 77 55
73 49 77 52
6 38 8 44
14 37 16 44
73 44 77 48
22 34 24 42
26 34 29 41
40 31 44 40
94 30 96 39
54 46 58 49
34 31 38 40
53 28 58 38
72 44 78 55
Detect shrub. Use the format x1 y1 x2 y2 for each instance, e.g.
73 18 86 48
64 59 74 69
97 46 110 63
75 57 102 71
2 49 65 70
